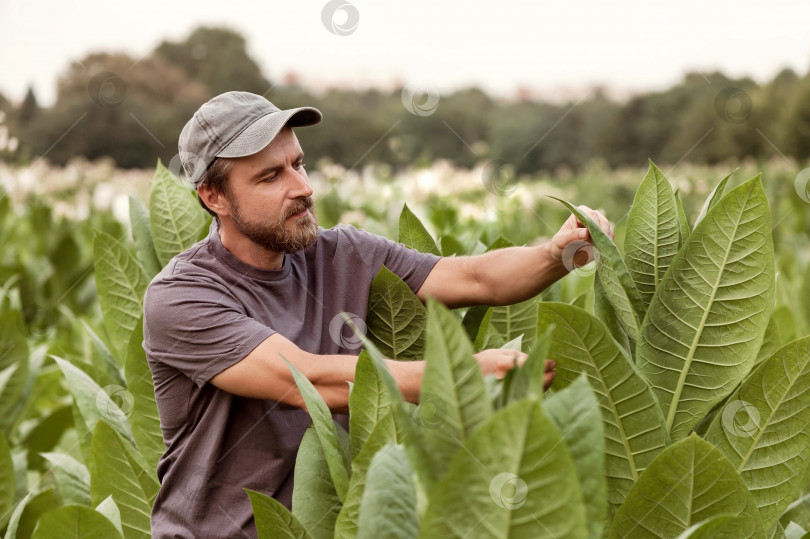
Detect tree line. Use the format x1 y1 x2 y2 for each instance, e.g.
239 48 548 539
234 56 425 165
2 26 809 173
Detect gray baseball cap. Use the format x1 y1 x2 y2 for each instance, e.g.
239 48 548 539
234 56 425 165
178 91 322 188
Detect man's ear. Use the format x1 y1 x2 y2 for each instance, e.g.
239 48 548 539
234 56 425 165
198 184 229 217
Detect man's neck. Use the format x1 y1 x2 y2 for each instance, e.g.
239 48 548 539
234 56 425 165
217 222 285 271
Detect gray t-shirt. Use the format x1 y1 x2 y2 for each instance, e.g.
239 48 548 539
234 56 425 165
142 220 440 538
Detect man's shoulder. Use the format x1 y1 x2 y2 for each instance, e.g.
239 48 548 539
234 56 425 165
145 238 222 297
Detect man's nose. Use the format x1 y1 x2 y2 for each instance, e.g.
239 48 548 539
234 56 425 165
288 166 313 198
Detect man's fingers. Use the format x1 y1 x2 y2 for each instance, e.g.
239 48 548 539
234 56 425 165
543 370 556 391
575 205 614 240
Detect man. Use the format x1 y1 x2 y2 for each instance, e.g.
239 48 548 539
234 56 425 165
142 91 614 538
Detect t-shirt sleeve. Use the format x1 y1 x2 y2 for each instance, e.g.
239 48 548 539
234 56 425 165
340 225 441 293
142 267 275 387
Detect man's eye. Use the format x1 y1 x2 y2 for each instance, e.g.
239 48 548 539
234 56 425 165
296 162 306 169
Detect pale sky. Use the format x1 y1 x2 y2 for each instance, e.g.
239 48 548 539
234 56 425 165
2 0 809 106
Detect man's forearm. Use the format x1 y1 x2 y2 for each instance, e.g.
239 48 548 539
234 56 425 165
475 242 569 306
307 355 424 413
211 333 425 413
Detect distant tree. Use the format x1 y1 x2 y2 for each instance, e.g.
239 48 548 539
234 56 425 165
17 86 39 127
22 52 208 167
155 26 271 96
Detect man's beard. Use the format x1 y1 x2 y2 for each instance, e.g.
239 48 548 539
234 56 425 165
230 196 319 253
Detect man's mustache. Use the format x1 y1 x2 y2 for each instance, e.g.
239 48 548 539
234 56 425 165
284 197 315 220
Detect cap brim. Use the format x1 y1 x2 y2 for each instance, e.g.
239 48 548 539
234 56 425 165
217 107 322 158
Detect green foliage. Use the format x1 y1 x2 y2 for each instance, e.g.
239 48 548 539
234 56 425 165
93 230 147 359
365 266 426 360
292 429 342 539
3 158 810 539
608 435 765 538
538 302 669 513
0 311 29 437
398 204 440 256
623 161 680 314
420 398 588 538
704 337 810 530
419 300 492 478
248 489 312 539
88 421 156 539
284 360 351 501
636 176 774 441
544 376 607 538
0 432 14 529
149 161 209 267
31 505 122 539
355 444 419 539
124 318 163 474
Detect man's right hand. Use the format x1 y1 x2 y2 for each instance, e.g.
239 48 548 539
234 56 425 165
473 348 557 391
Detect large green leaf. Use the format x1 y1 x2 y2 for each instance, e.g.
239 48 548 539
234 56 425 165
502 325 553 404
348 352 393 459
398 203 440 256
335 411 402 539
0 431 14 529
41 452 91 507
284 359 351 501
472 307 505 352
93 230 148 359
704 337 810 530
9 488 60 539
356 444 419 539
124 317 163 474
537 302 668 511
490 299 539 352
461 305 490 343
553 198 644 343
52 356 134 445
31 505 122 539
356 337 435 494
609 434 765 538
291 428 342 539
544 376 606 539
636 176 775 441
71 314 125 387
127 194 162 278
754 314 782 369
3 492 32 539
419 399 588 538
0 310 29 436
248 489 312 539
674 515 748 539
593 270 630 353
96 495 124 538
149 160 207 267
623 161 680 314
420 299 492 478
694 170 735 227
366 266 427 360
674 189 691 245
89 421 157 539
780 492 810 530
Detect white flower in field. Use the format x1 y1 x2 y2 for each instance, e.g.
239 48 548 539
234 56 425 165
93 182 117 211
415 168 439 193
112 194 129 223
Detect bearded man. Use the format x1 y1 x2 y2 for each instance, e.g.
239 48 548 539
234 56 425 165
142 91 613 538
